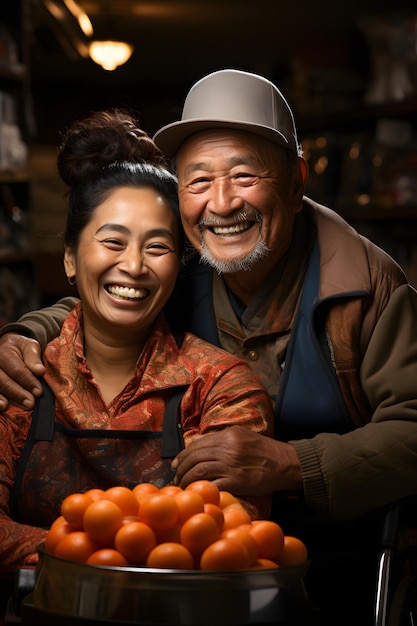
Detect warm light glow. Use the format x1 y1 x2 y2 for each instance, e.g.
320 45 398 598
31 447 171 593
78 14 93 37
89 40 134 71
357 194 371 206
43 0 66 21
349 142 361 160
314 156 328 175
63 0 94 36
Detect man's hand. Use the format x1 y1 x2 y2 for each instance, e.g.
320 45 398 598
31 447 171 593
0 334 45 411
171 425 303 495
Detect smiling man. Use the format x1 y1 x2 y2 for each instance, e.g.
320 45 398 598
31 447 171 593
176 130 306 279
0 69 416 625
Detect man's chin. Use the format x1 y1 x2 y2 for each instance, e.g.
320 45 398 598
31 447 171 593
199 242 271 275
199 252 259 275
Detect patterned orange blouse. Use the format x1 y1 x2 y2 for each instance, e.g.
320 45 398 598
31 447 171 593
0 303 273 572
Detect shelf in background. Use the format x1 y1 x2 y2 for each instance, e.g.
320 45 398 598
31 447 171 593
0 60 26 82
299 95 417 134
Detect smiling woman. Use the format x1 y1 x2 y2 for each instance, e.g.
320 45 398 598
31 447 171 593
0 108 274 575
64 186 181 363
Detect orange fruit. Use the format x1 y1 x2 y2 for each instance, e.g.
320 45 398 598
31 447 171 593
159 485 183 496
103 486 139 517
250 558 279 569
84 488 105 502
61 492 94 529
44 516 73 554
219 491 238 509
174 490 205 525
185 480 220 505
179 512 220 556
200 538 252 571
222 504 251 530
132 483 159 502
121 515 141 525
277 535 308 567
249 520 285 562
87 548 129 566
204 503 224 532
138 493 179 532
221 527 258 564
54 531 99 562
114 521 157 564
146 542 194 569
83 499 123 545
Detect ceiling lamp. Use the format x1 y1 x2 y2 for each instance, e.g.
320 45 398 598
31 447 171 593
89 40 134 71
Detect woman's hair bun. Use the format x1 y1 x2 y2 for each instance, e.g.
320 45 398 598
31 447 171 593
57 108 169 188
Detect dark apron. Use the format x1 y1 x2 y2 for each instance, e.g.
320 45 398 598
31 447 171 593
275 240 352 441
11 381 187 528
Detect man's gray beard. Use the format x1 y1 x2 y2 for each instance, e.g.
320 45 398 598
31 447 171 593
199 238 271 274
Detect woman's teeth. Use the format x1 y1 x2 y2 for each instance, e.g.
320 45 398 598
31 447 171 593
107 285 147 300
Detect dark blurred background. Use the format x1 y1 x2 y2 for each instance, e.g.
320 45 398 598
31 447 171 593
1 0 417 318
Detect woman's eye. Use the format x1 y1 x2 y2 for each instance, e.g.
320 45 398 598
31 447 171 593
101 238 124 248
147 243 171 254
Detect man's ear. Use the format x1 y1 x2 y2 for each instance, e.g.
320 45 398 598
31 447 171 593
298 157 309 184
64 246 76 279
293 157 308 211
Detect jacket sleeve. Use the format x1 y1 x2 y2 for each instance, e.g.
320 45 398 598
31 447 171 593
292 284 417 521
0 297 79 349
180 343 275 520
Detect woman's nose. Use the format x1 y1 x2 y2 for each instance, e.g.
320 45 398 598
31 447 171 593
118 248 146 276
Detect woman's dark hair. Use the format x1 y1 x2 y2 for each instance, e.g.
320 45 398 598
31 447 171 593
58 108 183 253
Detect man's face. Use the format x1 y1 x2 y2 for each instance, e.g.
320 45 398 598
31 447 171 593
176 130 306 275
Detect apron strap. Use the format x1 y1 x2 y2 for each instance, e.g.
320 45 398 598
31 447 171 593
161 385 187 458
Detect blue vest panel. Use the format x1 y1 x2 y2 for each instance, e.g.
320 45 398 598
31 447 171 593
275 242 352 441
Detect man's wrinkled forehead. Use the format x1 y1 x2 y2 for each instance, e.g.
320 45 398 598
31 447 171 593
175 128 284 170
176 128 284 158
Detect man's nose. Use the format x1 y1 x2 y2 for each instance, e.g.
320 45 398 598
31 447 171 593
207 178 243 215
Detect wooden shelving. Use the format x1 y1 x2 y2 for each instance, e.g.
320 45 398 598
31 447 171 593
300 94 417 217
0 0 40 325
299 96 417 135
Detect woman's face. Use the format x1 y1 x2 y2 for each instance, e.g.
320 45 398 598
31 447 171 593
64 186 180 338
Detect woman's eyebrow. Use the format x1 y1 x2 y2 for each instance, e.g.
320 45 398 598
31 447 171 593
95 223 130 235
145 227 176 242
95 224 175 241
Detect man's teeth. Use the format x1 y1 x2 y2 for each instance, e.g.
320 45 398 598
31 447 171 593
107 285 147 300
212 222 252 235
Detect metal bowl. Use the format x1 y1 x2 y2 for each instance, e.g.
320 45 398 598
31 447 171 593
21 544 316 625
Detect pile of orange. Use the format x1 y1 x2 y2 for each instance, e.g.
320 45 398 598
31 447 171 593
44 480 308 571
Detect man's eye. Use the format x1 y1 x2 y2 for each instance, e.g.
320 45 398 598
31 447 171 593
233 173 257 186
187 177 210 191
191 176 210 184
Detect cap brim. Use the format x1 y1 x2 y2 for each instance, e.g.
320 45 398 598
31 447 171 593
153 119 293 158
